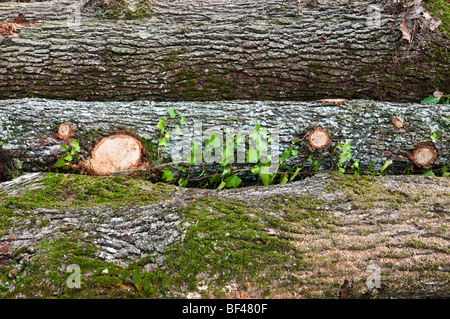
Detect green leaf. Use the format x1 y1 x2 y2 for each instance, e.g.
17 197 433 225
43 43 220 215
156 119 165 133
279 174 289 184
0 141 3 146
60 144 69 152
64 153 73 162
430 132 439 143
217 181 227 190
249 125 260 141
158 137 168 147
167 108 176 118
205 134 221 148
260 173 270 186
70 140 80 152
178 178 188 187
251 165 260 175
164 131 173 139
221 165 231 176
351 159 359 170
422 170 435 177
421 95 441 104
210 174 222 184
162 168 174 181
53 158 66 168
247 147 258 163
290 167 302 181
379 159 393 173
225 175 242 188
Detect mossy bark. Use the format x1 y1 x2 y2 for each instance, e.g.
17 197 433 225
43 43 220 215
1 172 449 298
0 0 448 101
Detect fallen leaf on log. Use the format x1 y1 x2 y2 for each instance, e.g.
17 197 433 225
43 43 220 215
400 18 414 43
0 13 37 37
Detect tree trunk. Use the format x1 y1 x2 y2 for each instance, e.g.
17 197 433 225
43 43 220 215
0 98 448 175
0 0 448 102
1 172 449 298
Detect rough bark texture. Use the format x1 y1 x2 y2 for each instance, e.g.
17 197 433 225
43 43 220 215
0 172 449 298
0 0 448 101
0 98 449 174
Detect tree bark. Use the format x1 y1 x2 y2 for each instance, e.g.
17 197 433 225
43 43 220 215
1 172 449 298
0 98 449 175
0 0 448 102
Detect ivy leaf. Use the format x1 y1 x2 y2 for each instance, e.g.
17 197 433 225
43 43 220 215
70 140 80 152
156 119 165 133
167 108 176 118
178 178 188 187
279 173 289 184
247 147 258 163
162 168 174 181
221 165 231 176
421 95 441 104
249 124 260 141
422 170 435 177
210 174 222 184
217 181 227 190
379 159 393 173
158 137 168 147
53 158 66 168
225 175 242 188
260 173 270 186
60 144 69 152
430 132 439 143
289 167 302 181
64 153 73 162
251 165 260 175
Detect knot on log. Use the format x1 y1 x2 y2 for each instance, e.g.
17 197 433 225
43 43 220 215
56 123 75 140
392 116 405 129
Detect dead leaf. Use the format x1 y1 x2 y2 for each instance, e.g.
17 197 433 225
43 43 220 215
433 91 444 98
0 13 37 38
400 18 414 43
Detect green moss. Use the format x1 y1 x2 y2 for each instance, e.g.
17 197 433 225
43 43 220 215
162 197 299 292
141 137 159 162
0 173 175 211
423 0 450 35
175 68 239 100
104 0 153 20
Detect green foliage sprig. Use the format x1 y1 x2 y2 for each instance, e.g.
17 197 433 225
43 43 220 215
54 140 81 169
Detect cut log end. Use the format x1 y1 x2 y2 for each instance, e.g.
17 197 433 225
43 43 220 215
412 145 436 167
308 129 330 149
57 123 73 140
85 134 143 176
